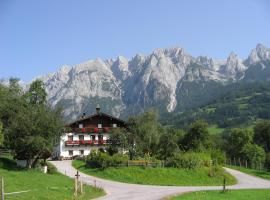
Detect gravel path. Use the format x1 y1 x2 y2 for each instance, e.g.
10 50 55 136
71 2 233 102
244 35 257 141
50 160 270 200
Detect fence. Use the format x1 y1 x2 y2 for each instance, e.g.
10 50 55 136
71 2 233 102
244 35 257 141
225 157 266 172
113 160 165 168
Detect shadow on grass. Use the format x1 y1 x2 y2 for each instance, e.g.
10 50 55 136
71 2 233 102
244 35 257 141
0 156 22 171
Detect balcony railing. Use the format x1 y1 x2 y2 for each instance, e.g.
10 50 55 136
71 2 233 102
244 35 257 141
72 127 111 133
65 140 107 146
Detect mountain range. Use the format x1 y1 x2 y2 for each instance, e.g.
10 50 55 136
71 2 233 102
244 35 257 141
38 44 270 121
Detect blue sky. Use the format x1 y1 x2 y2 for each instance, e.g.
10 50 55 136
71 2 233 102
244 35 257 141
0 0 270 82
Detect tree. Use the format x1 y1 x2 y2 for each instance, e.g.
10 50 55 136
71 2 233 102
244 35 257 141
157 129 179 160
254 120 270 152
0 121 3 147
9 77 22 95
224 128 253 157
241 143 265 168
28 79 47 105
107 128 128 155
182 120 210 151
4 80 63 168
127 110 163 156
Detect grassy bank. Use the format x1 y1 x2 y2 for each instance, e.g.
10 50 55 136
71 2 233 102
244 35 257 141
226 165 270 180
0 156 105 200
73 160 236 186
168 189 270 200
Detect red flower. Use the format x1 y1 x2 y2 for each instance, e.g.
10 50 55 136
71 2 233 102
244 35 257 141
93 127 99 133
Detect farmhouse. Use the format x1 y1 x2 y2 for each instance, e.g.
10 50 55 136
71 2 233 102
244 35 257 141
53 105 126 159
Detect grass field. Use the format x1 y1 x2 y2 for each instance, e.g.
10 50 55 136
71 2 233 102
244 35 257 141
73 160 236 186
226 165 270 180
208 125 224 135
0 155 105 200
168 189 270 200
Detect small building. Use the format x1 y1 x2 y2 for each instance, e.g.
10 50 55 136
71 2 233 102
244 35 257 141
53 105 126 159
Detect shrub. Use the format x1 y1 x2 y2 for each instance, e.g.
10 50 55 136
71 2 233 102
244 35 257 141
208 166 222 177
210 150 226 165
165 152 212 169
86 151 128 169
47 162 57 174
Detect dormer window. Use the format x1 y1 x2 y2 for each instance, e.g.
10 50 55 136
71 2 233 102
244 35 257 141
79 124 83 128
98 124 102 128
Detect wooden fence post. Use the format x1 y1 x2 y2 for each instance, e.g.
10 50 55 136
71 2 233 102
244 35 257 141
74 178 77 197
1 177 4 200
80 180 83 195
234 157 236 166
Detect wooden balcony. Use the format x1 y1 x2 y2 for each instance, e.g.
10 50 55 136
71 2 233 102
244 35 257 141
71 127 112 134
65 140 107 146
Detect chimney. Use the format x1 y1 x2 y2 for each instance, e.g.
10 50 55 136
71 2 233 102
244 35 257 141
96 104 100 114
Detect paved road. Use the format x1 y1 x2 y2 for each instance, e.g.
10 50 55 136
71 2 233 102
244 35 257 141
51 160 270 200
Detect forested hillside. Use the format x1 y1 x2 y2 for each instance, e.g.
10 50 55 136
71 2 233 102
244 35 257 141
161 81 270 128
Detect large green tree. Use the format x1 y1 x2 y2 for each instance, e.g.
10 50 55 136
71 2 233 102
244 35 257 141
182 120 210 151
127 110 163 156
254 120 270 152
224 128 253 157
241 143 265 168
107 128 129 155
157 129 179 160
2 79 63 168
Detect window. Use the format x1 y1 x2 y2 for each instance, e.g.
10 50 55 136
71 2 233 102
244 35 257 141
98 124 102 128
68 135 73 141
80 150 84 155
98 135 103 140
79 135 84 141
91 135 96 140
113 124 117 128
79 124 83 128
68 150 73 156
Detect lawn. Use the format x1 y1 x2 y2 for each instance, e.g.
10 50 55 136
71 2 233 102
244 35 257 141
73 160 236 186
226 165 270 180
0 155 105 200
168 189 270 200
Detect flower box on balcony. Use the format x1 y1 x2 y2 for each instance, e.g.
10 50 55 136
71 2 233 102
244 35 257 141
98 140 106 145
87 140 92 145
81 128 86 133
80 140 85 145
93 127 99 133
103 127 109 133
86 127 92 133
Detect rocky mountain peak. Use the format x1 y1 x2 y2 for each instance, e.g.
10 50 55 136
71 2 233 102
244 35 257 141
36 44 270 121
246 43 270 65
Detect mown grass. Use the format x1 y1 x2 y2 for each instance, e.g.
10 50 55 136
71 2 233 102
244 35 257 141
168 189 270 200
208 125 224 135
226 165 270 180
73 160 236 186
0 155 105 200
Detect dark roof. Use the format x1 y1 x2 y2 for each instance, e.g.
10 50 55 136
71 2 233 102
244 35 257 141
66 112 126 127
